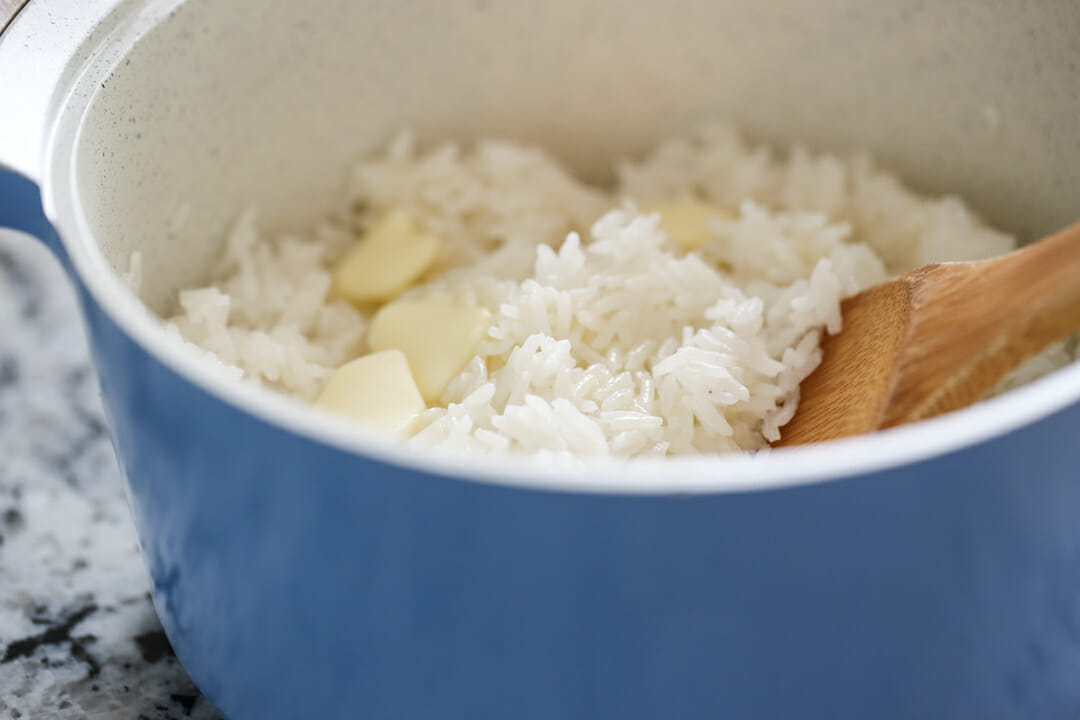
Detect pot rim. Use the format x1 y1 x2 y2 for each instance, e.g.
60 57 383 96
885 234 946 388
34 2 1080 496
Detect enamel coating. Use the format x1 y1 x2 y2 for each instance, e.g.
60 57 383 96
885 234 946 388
78 263 1080 719
4 0 1080 716
6 163 1080 718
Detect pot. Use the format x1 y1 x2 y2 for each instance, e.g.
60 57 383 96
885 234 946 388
2 1 1080 718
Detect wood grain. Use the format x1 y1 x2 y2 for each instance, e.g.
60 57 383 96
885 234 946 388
777 220 1080 446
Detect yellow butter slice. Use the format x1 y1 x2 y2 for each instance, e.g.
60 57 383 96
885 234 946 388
315 349 426 434
642 199 733 251
369 296 490 403
333 208 441 303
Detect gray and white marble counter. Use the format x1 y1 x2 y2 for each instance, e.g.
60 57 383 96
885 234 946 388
0 232 219 719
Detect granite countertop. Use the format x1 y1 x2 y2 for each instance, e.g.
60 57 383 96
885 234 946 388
0 232 220 719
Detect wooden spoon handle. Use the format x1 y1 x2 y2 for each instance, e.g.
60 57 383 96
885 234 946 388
777 221 1080 446
987 219 1080 343
879 220 1080 428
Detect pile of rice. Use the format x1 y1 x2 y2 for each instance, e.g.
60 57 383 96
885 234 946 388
159 123 1076 458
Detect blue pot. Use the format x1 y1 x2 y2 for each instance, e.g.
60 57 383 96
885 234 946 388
3 1 1080 718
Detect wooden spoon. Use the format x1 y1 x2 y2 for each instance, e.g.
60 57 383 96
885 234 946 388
775 220 1080 446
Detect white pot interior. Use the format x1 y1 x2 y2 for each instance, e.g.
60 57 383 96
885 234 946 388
70 0 1080 314
26 0 1080 489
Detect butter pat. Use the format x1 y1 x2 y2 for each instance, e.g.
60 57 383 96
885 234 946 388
368 296 490 403
315 350 426 433
333 208 441 303
642 199 732 251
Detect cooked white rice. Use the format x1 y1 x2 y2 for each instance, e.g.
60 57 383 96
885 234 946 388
160 123 1076 457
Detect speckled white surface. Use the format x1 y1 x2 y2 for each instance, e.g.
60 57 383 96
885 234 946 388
0 231 219 720
55 0 1080 316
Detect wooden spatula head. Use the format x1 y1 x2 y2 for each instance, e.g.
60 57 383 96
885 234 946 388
777 221 1080 446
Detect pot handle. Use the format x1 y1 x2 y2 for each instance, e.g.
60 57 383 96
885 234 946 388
0 167 67 267
0 0 118 263
0 0 60 253
0 0 30 33
0 0 124 181
0 0 40 244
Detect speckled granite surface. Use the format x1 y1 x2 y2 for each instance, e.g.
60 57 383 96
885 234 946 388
0 231 220 719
